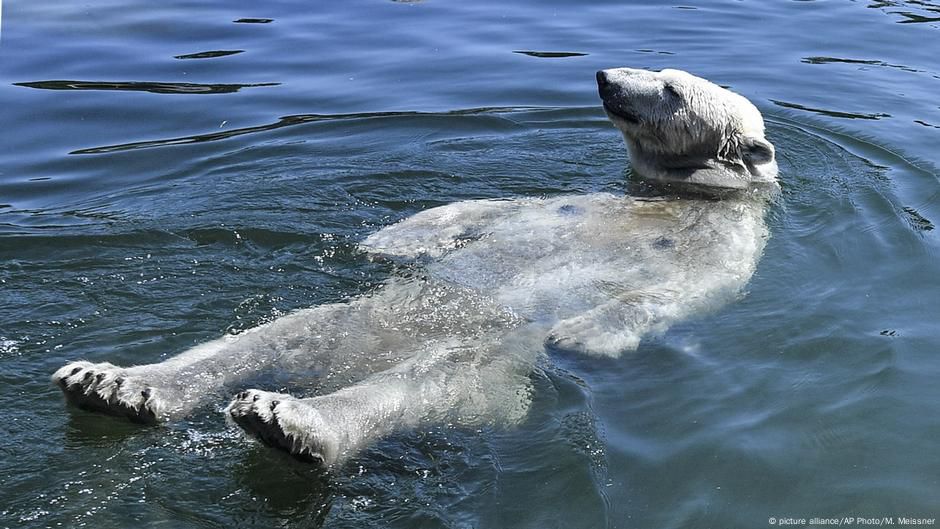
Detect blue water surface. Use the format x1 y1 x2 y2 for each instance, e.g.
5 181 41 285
1 1 939 528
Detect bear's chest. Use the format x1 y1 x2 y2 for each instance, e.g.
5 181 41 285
425 194 767 320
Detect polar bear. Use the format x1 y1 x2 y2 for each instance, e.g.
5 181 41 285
52 67 778 466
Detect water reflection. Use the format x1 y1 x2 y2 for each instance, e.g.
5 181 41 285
233 449 334 529
14 80 278 95
63 409 151 449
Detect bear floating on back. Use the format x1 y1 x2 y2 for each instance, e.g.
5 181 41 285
53 68 778 466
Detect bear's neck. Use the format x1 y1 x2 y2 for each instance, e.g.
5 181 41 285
624 139 779 201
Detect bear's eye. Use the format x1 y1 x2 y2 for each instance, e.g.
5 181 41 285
663 83 681 100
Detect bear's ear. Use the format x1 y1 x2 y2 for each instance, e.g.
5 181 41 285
741 137 774 165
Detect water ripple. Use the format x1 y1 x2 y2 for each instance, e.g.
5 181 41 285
770 99 892 120
173 50 245 60
69 107 543 155
512 50 588 58
802 56 922 73
14 80 278 95
894 11 940 23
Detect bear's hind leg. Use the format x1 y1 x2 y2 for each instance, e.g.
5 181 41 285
227 360 448 467
51 304 349 423
227 335 536 467
226 382 407 467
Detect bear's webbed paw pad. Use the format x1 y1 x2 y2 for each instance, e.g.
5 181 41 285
227 390 329 465
51 361 159 424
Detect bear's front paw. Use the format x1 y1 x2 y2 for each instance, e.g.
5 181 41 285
52 361 161 423
227 390 337 466
546 316 642 357
545 331 589 354
546 313 602 354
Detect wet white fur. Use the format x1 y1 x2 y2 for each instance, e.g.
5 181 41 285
53 68 778 467
599 67 777 188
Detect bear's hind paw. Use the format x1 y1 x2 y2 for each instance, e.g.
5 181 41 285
52 361 160 424
227 390 335 466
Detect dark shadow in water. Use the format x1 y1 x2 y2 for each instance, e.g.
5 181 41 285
902 206 935 232
233 18 273 23
14 80 278 95
636 48 676 55
895 11 940 23
174 50 245 60
69 106 535 155
866 1 940 23
233 448 334 528
513 50 588 58
770 99 891 120
62 407 152 449
802 56 921 73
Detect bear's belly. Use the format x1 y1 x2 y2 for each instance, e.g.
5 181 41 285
416 193 769 326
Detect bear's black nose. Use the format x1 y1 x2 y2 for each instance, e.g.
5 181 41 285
596 70 609 88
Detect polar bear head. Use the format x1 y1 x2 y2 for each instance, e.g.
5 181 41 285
597 67 778 190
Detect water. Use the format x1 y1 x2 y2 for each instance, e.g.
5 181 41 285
1 0 939 527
